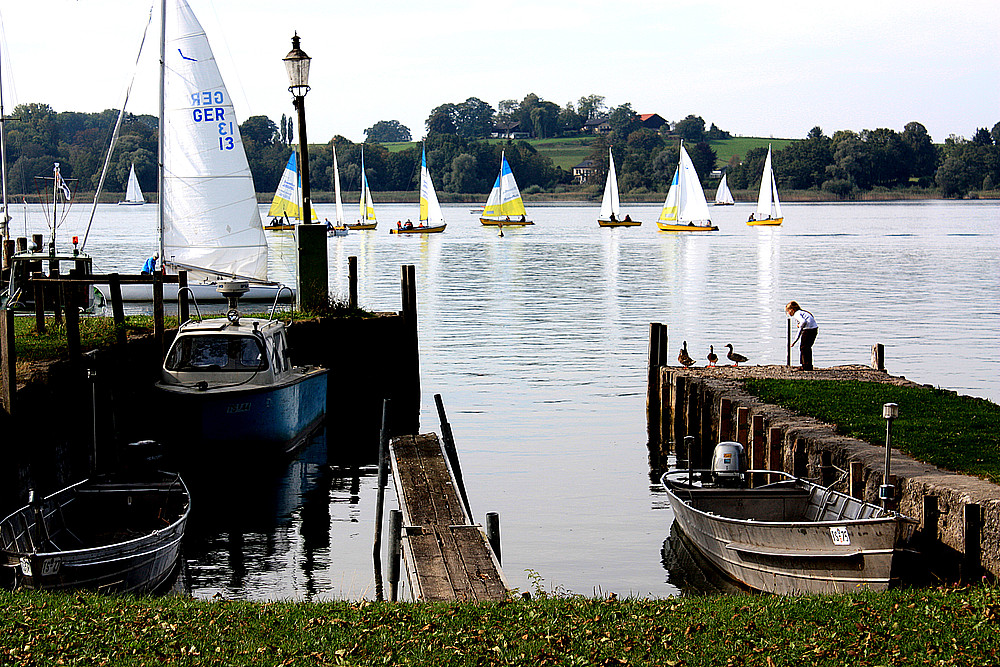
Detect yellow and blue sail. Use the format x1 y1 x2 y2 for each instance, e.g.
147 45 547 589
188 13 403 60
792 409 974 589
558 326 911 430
267 151 318 221
483 153 527 218
359 152 376 223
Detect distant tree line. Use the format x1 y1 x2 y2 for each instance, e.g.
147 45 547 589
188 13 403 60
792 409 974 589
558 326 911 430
4 100 999 199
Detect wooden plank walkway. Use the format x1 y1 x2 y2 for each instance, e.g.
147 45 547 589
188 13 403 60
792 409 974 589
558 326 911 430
390 433 509 601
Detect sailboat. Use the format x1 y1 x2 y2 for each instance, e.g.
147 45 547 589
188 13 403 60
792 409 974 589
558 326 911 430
480 151 532 226
656 143 718 232
598 147 640 227
118 164 145 205
327 148 348 236
391 145 446 234
96 0 289 302
345 147 377 230
265 150 317 230
747 145 783 226
714 173 735 206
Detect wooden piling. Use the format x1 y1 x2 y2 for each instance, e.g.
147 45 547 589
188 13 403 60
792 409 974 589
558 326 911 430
718 397 733 442
0 309 14 416
64 272 81 369
658 370 671 455
178 270 189 324
373 399 391 600
849 460 864 499
750 414 765 486
699 383 713 467
50 267 62 326
33 272 45 334
349 256 358 309
646 323 661 448
767 427 783 473
871 343 885 372
108 273 126 348
793 438 808 478
962 503 982 583
486 512 501 565
685 381 699 465
435 393 474 522
734 407 750 447
387 509 402 602
820 450 834 487
153 271 164 356
671 375 686 452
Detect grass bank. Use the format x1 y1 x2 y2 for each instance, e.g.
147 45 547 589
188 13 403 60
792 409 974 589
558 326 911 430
1 586 996 666
742 380 1000 484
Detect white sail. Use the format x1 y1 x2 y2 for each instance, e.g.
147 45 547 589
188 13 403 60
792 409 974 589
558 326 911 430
714 173 734 205
358 149 376 224
482 151 527 218
659 145 711 225
123 164 144 204
755 145 782 220
160 0 268 282
599 148 620 220
419 146 444 225
332 148 345 225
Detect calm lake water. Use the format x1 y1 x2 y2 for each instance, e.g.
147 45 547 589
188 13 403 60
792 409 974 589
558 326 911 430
34 199 1000 599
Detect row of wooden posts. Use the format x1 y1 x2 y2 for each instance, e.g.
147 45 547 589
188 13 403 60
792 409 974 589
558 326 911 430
1 254 365 419
645 321 984 582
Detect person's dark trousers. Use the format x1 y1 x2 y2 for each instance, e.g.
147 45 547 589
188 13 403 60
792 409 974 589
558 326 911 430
800 328 818 370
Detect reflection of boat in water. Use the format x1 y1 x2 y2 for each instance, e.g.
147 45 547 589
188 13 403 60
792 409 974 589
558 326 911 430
157 281 328 457
661 520 746 596
0 469 190 594
661 441 917 594
656 144 718 232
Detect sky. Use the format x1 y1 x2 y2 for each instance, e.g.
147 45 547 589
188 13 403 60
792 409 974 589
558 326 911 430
1 0 997 145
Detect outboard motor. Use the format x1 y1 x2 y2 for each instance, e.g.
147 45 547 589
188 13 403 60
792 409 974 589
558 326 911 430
711 441 748 487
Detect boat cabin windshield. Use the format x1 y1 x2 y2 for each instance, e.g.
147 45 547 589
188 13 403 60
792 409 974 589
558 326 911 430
165 335 268 372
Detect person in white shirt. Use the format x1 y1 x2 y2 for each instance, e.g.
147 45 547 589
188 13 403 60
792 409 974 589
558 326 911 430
786 300 818 371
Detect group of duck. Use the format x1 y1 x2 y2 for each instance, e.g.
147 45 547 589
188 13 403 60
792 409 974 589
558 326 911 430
677 341 748 368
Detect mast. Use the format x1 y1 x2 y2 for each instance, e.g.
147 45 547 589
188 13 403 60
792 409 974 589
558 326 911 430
157 0 167 267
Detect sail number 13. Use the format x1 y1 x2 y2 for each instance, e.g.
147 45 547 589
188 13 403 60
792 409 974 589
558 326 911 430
191 90 236 151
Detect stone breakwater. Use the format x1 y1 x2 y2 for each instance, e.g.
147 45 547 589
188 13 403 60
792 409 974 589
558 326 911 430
649 364 998 582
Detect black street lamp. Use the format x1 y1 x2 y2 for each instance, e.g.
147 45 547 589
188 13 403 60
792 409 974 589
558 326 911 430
283 33 327 311
283 33 312 225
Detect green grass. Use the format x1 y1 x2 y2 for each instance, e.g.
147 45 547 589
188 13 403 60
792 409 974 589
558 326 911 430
710 137 796 168
742 380 1000 484
12 315 168 362
1 586 997 666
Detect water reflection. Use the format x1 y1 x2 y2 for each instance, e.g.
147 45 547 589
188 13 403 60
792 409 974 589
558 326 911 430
181 429 385 601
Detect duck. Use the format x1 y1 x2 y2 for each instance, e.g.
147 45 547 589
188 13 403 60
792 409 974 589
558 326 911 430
678 341 695 367
707 345 718 367
725 343 748 367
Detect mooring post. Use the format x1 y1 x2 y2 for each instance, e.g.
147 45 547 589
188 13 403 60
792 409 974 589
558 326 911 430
699 384 713 468
718 398 733 442
107 273 126 347
153 271 165 357
32 272 45 334
658 370 672 456
64 273 82 370
786 319 791 366
871 343 885 372
178 270 189 324
0 309 14 417
435 394 474 523
734 407 750 448
750 414 765 486
486 512 501 565
685 382 699 466
646 323 662 449
849 460 864 499
767 427 783 475
373 399 391 601
820 451 834 487
793 438 808 478
671 375 686 452
962 503 982 584
50 267 62 326
348 256 358 309
387 509 402 602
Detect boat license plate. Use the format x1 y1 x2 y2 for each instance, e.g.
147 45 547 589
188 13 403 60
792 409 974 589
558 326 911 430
830 526 851 546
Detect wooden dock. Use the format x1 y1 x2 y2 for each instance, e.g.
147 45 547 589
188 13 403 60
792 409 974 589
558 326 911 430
389 433 509 601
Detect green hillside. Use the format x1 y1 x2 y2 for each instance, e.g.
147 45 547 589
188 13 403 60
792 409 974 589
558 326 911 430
710 137 796 168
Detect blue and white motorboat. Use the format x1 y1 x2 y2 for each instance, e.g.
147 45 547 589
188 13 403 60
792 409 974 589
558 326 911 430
157 281 328 456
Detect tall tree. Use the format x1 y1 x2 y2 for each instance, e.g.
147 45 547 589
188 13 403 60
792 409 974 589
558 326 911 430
576 94 606 121
674 115 706 143
608 103 641 142
364 119 412 143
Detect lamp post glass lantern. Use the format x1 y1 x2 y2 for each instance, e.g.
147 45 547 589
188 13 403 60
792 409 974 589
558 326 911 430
284 32 327 312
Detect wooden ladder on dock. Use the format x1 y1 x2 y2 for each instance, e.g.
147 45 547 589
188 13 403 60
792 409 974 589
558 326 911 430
390 433 509 601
